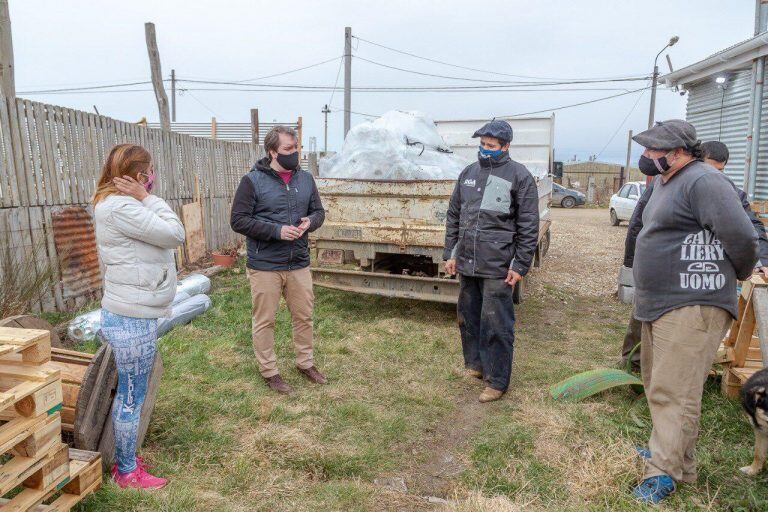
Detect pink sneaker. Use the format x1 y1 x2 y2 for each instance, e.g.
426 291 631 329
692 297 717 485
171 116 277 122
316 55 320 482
111 464 168 490
111 457 149 478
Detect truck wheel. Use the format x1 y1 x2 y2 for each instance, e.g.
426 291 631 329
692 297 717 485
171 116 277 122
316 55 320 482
513 277 523 304
540 229 551 259
610 209 620 226
561 196 576 208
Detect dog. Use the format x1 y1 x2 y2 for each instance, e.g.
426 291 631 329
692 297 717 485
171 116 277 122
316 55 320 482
740 367 768 475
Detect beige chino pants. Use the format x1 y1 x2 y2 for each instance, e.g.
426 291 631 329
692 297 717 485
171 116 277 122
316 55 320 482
640 305 731 482
247 267 315 378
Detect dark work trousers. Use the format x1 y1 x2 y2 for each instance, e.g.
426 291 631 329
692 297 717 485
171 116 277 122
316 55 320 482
621 315 642 372
457 274 516 391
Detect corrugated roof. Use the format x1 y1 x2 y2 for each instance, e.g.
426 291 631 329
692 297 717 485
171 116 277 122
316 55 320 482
661 32 768 87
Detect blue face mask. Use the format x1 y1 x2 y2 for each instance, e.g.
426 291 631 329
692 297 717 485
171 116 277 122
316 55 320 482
478 146 504 159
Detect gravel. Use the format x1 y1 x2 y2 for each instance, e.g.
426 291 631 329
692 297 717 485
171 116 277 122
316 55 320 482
529 208 628 299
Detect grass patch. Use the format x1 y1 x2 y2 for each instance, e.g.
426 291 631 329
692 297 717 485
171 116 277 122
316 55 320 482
72 261 768 510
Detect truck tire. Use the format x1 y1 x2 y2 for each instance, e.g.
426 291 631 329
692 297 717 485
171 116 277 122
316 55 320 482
513 277 523 304
540 229 551 259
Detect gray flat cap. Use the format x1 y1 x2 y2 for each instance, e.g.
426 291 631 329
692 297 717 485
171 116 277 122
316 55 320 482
632 119 698 150
473 119 513 143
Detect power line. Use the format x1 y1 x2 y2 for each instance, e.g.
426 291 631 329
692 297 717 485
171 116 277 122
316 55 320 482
595 83 649 158
18 80 153 94
353 35 649 81
21 86 650 95
501 86 651 117
179 88 219 116
234 56 343 83
354 55 649 85
328 54 344 105
329 106 379 118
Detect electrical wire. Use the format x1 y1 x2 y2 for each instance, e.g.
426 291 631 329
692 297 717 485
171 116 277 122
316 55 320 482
328 55 345 105
354 55 649 85
18 80 153 94
329 106 379 118
595 83 649 158
501 86 651 117
179 88 219 116
233 56 343 83
353 35 649 82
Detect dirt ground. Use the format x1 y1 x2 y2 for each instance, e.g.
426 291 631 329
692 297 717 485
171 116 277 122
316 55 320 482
530 207 629 299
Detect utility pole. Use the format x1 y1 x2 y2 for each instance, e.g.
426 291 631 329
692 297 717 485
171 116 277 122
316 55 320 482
322 104 331 153
171 69 176 122
344 26 352 138
0 0 15 98
647 36 679 129
144 22 170 131
623 129 633 187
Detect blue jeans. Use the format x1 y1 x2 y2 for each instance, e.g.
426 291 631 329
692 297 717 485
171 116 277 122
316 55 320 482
457 275 516 391
100 309 157 474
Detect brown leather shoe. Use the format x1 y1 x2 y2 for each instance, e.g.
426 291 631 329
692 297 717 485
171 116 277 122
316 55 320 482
479 387 504 403
264 374 293 394
297 365 327 385
466 368 483 379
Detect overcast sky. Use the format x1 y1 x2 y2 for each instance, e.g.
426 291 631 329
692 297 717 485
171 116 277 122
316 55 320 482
10 0 758 164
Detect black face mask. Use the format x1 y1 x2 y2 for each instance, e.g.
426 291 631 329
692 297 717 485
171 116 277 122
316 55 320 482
275 151 299 170
638 154 671 176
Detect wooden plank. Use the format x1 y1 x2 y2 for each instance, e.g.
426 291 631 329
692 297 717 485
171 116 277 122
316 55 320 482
73 343 116 451
181 201 206 262
734 294 757 368
0 92 20 206
6 97 31 206
30 101 55 206
8 98 41 206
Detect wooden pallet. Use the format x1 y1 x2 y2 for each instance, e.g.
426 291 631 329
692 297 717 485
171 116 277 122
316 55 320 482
0 329 51 366
0 448 101 511
0 414 62 496
717 275 768 397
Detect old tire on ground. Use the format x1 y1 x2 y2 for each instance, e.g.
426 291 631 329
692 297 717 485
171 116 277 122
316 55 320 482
610 209 620 226
561 196 576 209
0 314 62 347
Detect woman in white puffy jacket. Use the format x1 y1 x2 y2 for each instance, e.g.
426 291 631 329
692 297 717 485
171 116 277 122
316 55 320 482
92 144 185 490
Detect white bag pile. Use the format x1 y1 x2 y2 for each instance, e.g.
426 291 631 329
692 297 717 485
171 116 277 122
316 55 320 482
319 110 467 180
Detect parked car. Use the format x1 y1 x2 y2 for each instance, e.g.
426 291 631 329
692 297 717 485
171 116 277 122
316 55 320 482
609 181 647 225
552 183 586 208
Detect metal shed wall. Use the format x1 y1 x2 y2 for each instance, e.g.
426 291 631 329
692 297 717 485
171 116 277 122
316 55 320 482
685 69 768 198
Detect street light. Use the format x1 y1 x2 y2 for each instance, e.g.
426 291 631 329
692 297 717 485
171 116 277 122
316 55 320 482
648 36 679 129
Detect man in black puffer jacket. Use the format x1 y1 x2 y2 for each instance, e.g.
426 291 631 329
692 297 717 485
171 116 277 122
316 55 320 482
444 120 539 403
230 126 326 395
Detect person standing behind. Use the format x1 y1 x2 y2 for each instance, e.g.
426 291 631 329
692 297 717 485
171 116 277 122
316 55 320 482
444 120 539 403
701 141 768 277
230 126 326 394
93 144 185 489
630 121 758 504
620 140 768 372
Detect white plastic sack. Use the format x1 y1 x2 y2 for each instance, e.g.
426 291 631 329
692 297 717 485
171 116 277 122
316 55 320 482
67 274 211 343
319 110 467 180
157 294 212 337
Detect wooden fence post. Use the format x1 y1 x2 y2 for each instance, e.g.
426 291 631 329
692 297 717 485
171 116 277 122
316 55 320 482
144 22 170 131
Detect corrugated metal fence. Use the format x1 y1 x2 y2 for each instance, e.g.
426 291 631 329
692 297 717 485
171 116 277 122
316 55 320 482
0 94 257 313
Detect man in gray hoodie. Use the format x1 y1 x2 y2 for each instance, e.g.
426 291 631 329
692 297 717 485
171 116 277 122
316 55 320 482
629 120 758 504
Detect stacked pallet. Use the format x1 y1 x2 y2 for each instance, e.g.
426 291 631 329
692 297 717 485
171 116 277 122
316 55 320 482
717 275 768 397
0 327 102 510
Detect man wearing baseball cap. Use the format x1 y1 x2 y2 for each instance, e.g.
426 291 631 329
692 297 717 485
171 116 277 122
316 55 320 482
443 119 539 403
630 120 758 503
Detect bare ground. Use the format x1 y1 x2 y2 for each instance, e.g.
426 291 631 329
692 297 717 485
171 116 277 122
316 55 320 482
393 207 629 503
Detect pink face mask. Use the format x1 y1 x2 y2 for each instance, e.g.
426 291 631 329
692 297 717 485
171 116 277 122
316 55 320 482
142 172 155 192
